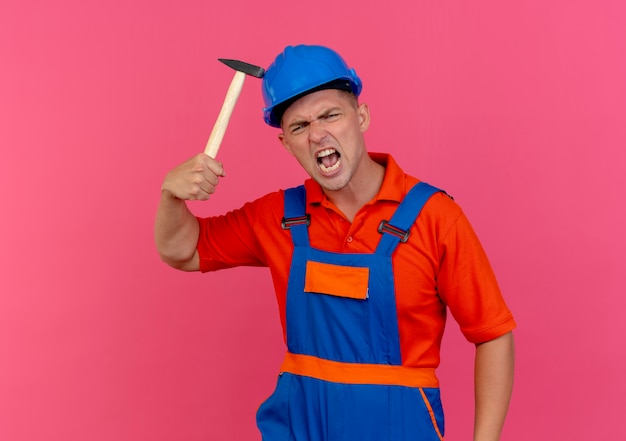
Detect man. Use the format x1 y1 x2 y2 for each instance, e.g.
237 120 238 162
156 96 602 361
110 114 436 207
155 44 515 441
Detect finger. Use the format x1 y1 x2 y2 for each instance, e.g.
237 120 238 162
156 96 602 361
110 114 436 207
203 155 226 177
200 161 225 188
187 172 217 199
198 166 219 188
187 183 212 201
196 177 217 196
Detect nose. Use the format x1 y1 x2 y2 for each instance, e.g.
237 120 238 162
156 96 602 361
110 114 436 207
307 119 328 143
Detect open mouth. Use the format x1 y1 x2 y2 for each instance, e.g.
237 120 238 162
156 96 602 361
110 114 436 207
316 148 341 174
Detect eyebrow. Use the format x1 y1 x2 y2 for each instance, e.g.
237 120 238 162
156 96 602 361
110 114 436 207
287 107 343 130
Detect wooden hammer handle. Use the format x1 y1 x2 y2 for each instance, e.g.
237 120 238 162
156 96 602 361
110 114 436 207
204 70 246 158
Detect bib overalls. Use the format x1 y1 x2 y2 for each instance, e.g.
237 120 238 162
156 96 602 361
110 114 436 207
257 182 445 441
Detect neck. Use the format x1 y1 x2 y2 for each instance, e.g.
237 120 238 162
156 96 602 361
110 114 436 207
324 157 385 222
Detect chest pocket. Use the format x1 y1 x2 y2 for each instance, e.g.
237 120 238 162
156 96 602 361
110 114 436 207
304 261 369 300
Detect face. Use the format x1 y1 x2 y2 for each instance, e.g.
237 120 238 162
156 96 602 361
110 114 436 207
278 89 371 192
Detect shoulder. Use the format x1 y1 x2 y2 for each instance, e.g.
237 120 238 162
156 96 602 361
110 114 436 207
424 188 462 216
254 188 285 204
226 189 285 231
198 189 286 233
410 183 466 242
402 178 463 220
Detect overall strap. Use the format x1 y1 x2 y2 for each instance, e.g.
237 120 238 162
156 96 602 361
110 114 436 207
376 182 442 256
282 185 310 247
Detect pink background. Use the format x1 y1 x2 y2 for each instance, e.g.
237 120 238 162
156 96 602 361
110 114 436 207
1 1 625 440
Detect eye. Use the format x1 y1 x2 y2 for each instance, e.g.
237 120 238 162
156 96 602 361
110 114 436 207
290 122 309 135
320 112 342 123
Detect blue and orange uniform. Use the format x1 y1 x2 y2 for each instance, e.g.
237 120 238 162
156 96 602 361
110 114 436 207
197 153 516 440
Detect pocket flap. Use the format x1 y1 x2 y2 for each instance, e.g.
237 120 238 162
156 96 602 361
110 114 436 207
304 261 369 300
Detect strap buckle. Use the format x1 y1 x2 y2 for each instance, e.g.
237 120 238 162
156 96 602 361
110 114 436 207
377 220 410 243
281 214 311 230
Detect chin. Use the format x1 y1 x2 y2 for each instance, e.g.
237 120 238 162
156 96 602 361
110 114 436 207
318 176 349 192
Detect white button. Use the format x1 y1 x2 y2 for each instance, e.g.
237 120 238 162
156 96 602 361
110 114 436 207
347 236 353 243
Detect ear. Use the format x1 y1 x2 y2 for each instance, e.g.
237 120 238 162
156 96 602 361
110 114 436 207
278 132 294 155
357 103 371 133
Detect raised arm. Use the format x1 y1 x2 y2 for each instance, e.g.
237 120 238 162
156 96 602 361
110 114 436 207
154 153 225 271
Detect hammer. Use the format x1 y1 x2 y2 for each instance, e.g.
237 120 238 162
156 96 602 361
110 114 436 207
204 58 265 158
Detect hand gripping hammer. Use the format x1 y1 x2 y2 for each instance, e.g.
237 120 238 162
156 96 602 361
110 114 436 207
204 58 265 158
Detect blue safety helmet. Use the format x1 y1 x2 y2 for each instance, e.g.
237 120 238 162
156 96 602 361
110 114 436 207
262 45 363 128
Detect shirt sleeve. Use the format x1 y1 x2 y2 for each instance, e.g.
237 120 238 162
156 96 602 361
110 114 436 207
196 191 284 272
436 209 516 344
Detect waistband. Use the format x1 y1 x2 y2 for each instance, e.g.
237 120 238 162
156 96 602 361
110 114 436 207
280 352 439 388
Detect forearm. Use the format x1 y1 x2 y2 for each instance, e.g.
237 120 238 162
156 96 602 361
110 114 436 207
473 332 515 441
154 190 200 270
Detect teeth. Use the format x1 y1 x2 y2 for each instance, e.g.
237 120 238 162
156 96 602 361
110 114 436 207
317 148 336 158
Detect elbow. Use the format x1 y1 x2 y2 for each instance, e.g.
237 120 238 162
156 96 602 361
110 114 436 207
158 249 200 272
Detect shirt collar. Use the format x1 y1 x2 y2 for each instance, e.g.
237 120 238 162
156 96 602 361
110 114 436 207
303 152 407 206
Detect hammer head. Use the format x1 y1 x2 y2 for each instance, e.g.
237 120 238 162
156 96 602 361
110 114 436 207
219 58 265 78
